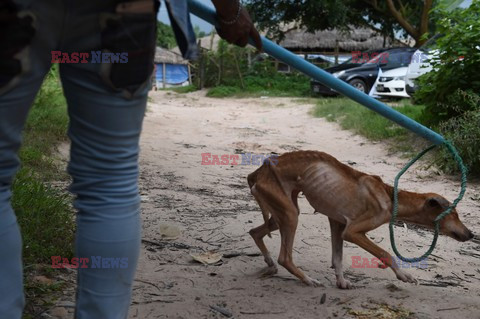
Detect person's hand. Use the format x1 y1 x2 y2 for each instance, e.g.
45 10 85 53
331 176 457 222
212 0 262 51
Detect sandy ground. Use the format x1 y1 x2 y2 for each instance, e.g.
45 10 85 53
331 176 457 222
119 90 480 319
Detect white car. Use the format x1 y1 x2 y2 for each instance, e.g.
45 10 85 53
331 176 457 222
405 37 439 95
405 0 471 94
375 67 409 98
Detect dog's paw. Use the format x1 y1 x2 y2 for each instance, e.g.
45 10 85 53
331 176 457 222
259 266 278 278
396 271 418 284
303 276 324 287
336 279 353 289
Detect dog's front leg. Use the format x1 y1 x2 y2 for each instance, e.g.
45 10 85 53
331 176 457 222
328 218 352 289
249 218 279 277
343 231 417 284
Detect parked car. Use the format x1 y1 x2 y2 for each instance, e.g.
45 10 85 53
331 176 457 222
311 48 416 95
375 67 409 98
311 48 390 96
405 35 440 95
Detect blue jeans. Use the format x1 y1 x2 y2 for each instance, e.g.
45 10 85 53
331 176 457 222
0 0 157 318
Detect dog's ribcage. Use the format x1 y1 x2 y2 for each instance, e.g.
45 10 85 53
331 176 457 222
299 162 366 224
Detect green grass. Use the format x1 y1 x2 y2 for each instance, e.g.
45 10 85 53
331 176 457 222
19 70 69 180
13 170 74 265
206 85 241 97
207 73 311 98
312 97 425 141
170 84 198 94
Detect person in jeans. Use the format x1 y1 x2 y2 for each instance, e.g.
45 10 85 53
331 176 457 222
0 0 262 318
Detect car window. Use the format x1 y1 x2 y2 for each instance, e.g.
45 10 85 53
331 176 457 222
348 49 388 66
364 52 388 65
419 34 442 53
384 51 414 67
341 57 353 65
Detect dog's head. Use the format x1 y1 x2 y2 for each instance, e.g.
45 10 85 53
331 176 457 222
422 194 474 242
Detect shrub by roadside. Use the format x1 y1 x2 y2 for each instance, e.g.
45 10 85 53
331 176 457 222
173 37 311 98
416 2 480 123
206 72 310 98
313 96 479 178
415 2 480 177
436 95 480 176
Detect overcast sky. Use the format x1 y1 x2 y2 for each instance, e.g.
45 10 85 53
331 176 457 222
158 0 216 33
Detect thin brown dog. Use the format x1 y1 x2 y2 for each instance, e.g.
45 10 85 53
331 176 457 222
247 150 474 289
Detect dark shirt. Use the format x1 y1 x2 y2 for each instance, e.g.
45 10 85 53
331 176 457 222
165 0 198 60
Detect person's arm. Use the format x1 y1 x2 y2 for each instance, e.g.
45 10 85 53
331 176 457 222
211 0 263 51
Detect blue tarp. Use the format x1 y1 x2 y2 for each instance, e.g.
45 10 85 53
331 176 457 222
155 63 189 85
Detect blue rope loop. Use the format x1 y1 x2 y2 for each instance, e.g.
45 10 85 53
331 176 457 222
389 140 467 263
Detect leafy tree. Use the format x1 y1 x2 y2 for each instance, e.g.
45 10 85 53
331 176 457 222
415 1 480 176
156 21 177 49
194 25 208 38
416 0 480 122
245 0 436 46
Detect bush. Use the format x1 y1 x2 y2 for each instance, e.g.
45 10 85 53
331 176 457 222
170 84 198 94
434 91 480 175
206 73 311 98
195 37 311 98
416 1 480 124
206 85 241 97
414 2 480 177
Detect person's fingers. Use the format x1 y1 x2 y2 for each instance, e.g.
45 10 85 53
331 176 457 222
250 26 263 52
235 34 249 47
216 26 225 40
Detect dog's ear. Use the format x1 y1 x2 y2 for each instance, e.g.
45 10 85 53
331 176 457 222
425 196 450 209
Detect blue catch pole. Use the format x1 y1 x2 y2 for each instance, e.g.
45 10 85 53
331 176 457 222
187 0 445 145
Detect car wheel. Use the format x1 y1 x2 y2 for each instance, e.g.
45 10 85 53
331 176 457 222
348 79 367 93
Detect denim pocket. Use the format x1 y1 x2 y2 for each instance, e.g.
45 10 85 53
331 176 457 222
0 0 35 95
99 0 158 98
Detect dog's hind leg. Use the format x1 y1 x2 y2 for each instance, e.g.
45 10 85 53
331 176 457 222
328 218 352 289
251 182 320 286
249 217 279 277
277 212 322 287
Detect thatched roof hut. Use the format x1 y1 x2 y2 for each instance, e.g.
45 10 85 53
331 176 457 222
154 47 189 64
171 27 405 55
279 27 403 53
153 47 191 89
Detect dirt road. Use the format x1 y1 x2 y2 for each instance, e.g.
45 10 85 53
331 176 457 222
129 90 480 319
